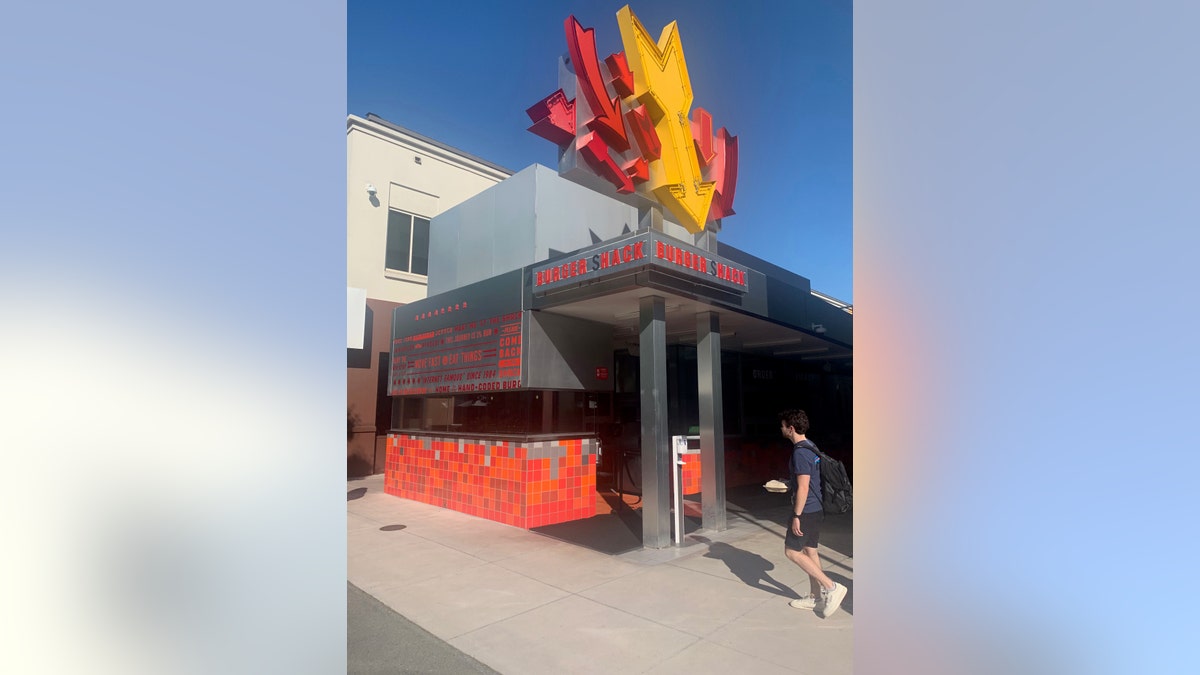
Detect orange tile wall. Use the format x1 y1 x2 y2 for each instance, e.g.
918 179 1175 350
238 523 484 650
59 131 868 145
384 433 598 528
680 453 702 496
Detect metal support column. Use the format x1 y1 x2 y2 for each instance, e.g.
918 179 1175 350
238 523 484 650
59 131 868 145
697 311 727 531
639 204 665 233
639 295 671 548
694 218 721 253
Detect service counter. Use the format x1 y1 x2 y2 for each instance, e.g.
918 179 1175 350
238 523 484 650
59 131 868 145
384 430 599 528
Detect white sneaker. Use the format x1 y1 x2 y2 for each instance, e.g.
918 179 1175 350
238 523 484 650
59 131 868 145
817 582 847 618
789 594 817 609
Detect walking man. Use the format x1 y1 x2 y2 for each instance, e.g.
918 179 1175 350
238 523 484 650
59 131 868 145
779 409 847 618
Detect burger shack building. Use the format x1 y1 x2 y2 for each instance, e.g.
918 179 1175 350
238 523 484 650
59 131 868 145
382 7 851 549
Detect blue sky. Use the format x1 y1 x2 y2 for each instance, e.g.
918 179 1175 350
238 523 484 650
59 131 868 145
348 0 853 303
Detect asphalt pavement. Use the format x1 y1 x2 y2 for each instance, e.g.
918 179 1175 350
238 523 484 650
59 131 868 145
349 582 499 674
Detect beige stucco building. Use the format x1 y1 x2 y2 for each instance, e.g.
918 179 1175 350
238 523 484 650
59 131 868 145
347 114 511 476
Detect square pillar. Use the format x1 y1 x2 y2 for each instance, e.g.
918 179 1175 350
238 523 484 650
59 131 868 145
639 295 671 548
697 311 727 531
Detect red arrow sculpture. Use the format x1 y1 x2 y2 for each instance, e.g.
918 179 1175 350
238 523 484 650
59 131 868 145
566 16 630 153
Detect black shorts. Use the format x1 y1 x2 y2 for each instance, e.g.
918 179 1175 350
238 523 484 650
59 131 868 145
784 510 824 551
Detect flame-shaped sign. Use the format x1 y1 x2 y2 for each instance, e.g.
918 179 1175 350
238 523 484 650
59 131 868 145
526 4 737 234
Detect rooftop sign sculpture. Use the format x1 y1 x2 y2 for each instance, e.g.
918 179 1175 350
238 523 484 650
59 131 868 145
526 5 738 235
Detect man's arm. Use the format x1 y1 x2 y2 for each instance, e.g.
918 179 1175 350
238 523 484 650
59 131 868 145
792 474 810 535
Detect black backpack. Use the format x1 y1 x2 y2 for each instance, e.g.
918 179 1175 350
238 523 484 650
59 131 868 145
801 440 853 515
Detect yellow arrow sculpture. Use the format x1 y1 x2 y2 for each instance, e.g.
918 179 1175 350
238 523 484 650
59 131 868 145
616 5 715 234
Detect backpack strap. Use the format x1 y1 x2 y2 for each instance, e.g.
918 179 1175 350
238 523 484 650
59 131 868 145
794 440 822 505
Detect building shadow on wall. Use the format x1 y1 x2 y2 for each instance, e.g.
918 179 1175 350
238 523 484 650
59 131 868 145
347 456 374 479
347 407 376 478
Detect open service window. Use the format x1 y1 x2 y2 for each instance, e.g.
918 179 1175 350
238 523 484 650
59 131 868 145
391 390 607 436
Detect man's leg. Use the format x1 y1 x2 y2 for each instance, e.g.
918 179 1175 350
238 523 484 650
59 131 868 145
802 547 823 597
786 546 847 617
785 546 833 590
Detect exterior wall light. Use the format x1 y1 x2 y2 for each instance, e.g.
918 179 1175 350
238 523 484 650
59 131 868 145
366 183 377 196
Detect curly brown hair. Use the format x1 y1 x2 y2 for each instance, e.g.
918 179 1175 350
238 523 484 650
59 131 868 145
778 409 810 435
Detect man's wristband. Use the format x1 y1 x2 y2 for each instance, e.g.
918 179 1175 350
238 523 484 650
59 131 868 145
792 515 802 519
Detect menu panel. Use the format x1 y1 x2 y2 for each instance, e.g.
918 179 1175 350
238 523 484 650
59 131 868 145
389 269 526 397
390 311 523 395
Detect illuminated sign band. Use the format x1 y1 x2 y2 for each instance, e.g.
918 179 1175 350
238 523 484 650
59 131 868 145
654 240 747 286
535 240 647 287
532 231 749 295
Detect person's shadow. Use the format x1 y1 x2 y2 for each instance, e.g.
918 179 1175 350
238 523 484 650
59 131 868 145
694 535 799 599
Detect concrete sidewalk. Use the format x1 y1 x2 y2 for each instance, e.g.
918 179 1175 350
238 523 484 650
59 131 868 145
348 474 853 674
